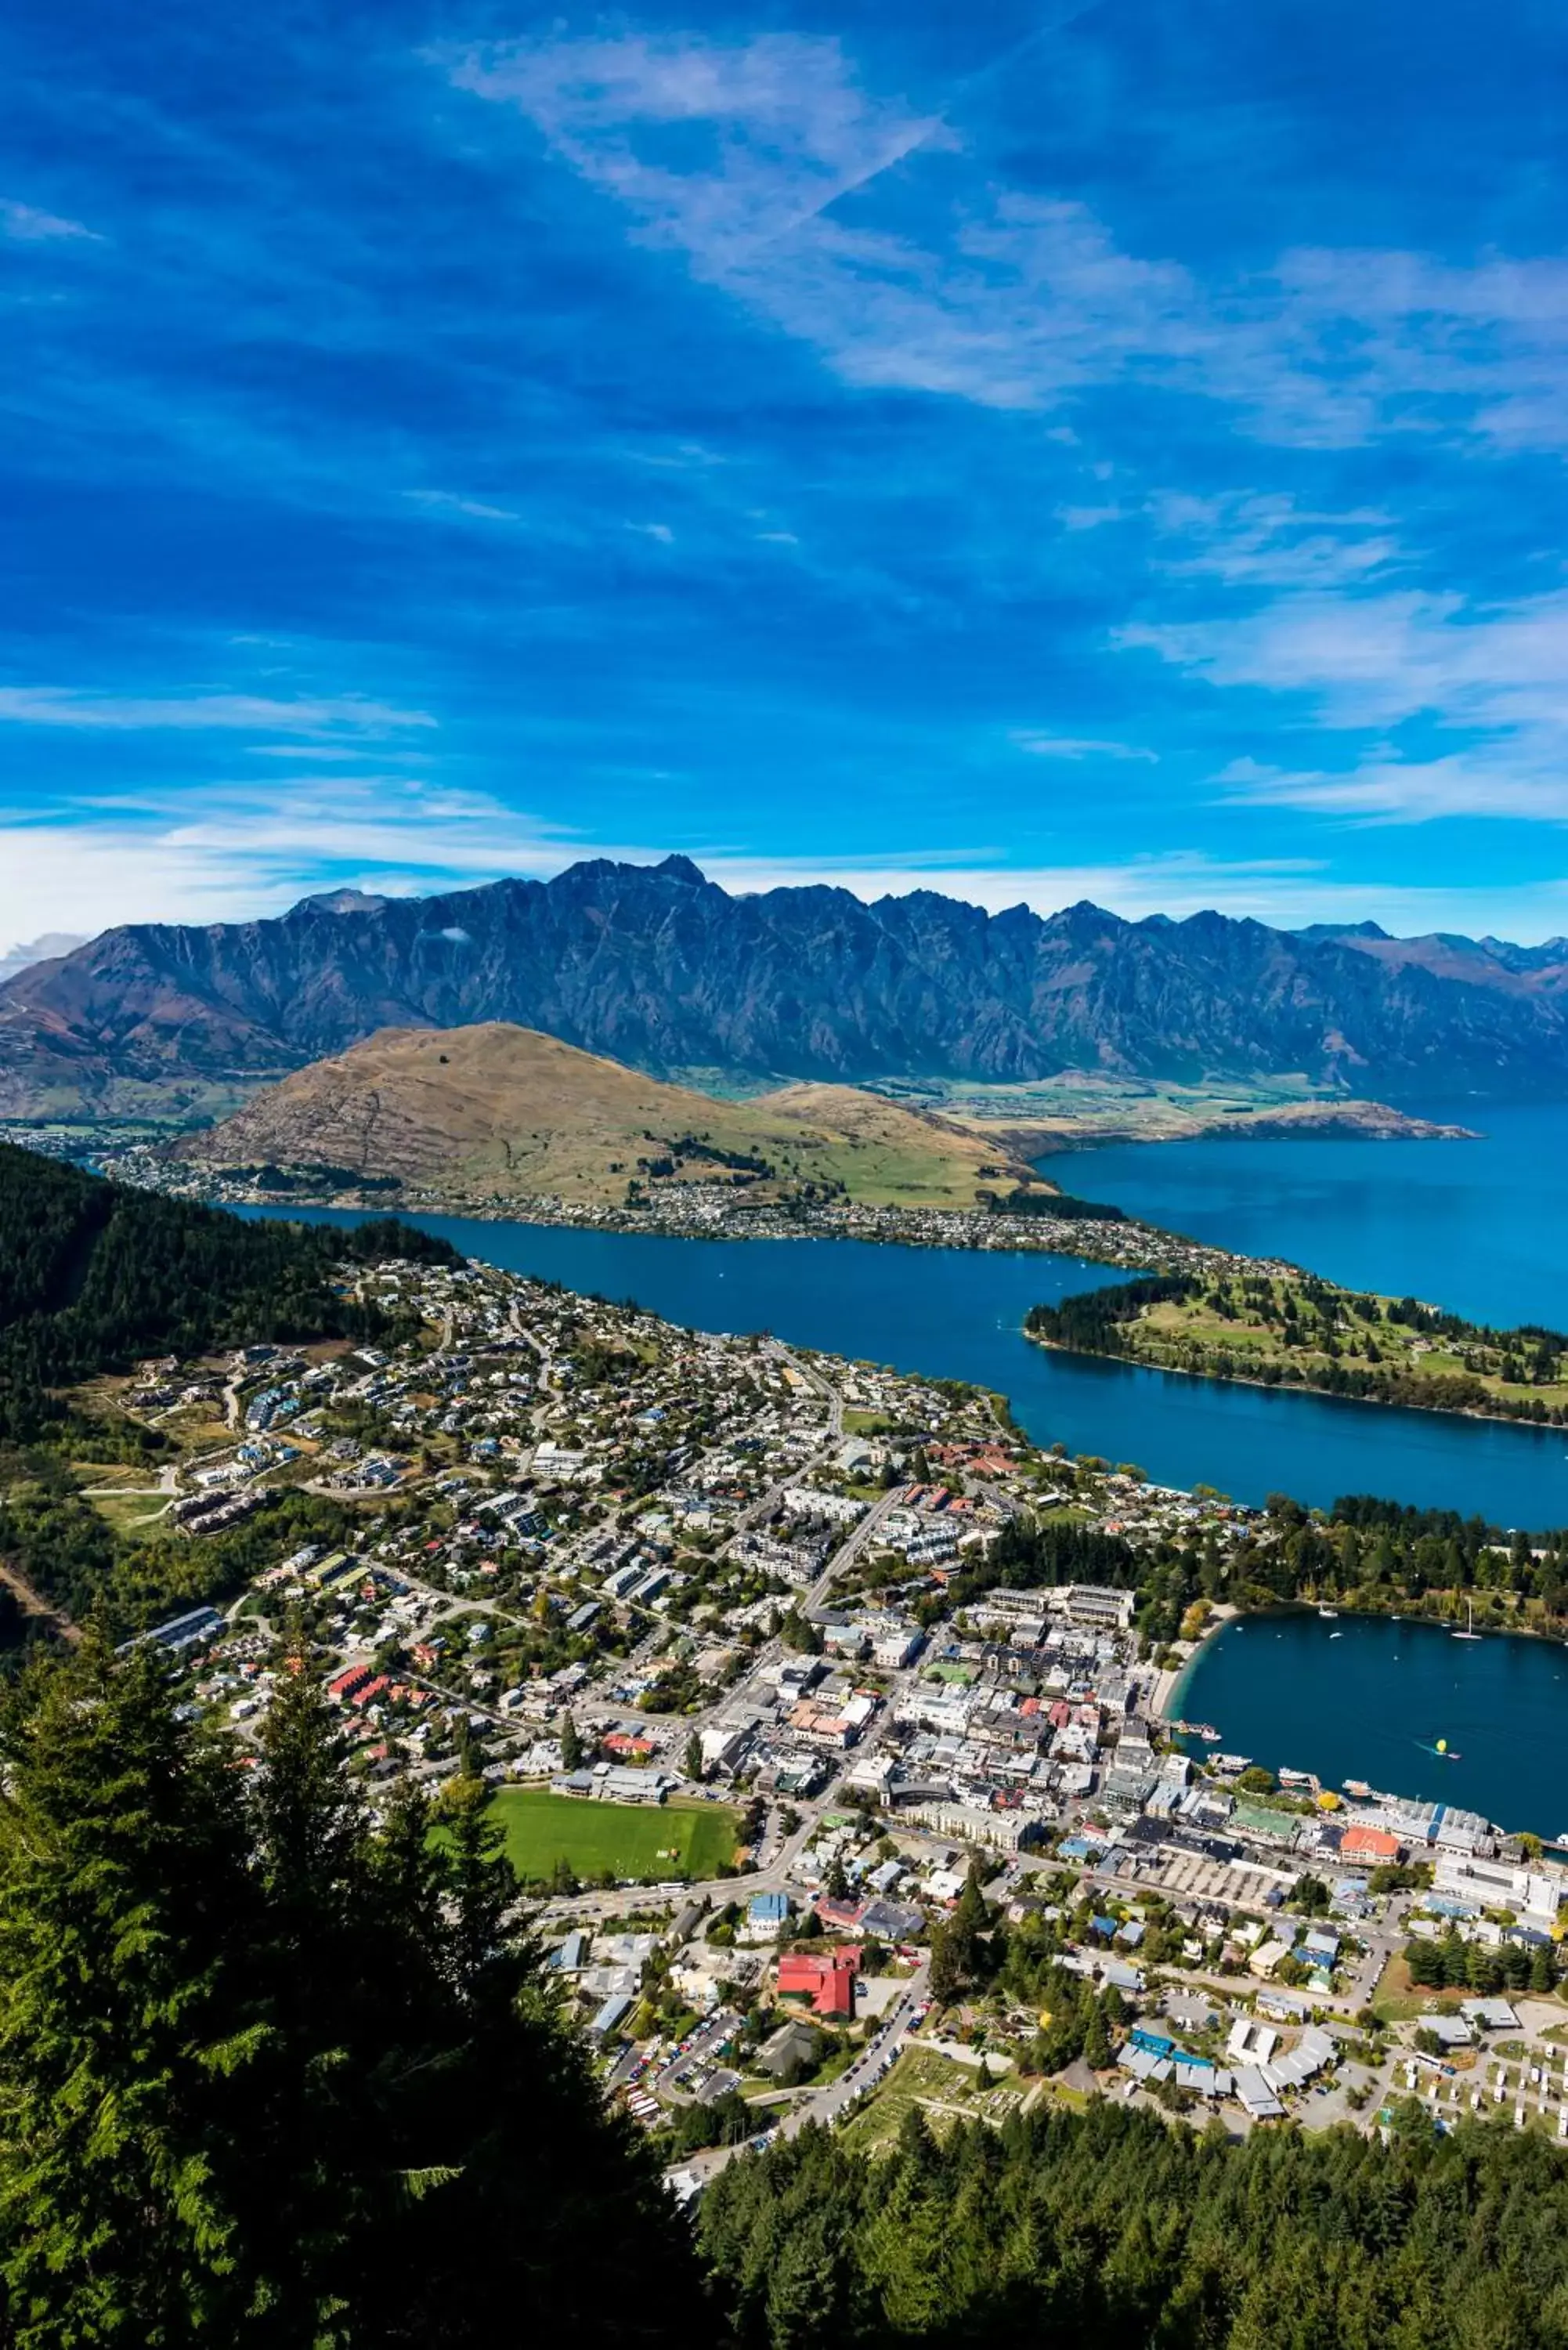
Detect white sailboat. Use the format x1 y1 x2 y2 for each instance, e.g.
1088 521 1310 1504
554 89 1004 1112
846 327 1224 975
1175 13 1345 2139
1452 1596 1483 1642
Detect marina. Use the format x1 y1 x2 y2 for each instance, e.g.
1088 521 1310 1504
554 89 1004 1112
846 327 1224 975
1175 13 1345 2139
1170 1609 1568 1841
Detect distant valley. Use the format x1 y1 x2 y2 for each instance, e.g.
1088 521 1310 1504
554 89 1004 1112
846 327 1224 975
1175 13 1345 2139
4 854 1566 1126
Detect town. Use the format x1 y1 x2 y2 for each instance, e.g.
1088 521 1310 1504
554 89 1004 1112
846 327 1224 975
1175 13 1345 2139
92 1134 1287 1284
103 1245 1568 2194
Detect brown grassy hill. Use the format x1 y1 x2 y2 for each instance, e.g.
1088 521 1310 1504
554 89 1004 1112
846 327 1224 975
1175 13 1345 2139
175 1024 1042 1210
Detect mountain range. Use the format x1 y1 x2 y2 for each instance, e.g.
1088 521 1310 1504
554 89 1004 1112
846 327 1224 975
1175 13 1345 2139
4 855 1568 1120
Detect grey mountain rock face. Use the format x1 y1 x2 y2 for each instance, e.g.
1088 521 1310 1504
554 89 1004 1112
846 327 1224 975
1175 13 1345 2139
2 856 1564 1113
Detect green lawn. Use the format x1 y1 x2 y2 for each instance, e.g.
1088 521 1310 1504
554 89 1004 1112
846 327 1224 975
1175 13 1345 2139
488 1788 739 1884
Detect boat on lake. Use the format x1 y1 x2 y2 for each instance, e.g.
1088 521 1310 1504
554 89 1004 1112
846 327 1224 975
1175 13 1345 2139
1453 1597 1483 1642
1318 1605 1339 1619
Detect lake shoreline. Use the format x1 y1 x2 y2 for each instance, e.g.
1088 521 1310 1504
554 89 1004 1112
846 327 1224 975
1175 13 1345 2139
1158 1594 1568 1726
100 1152 1300 1286
1166 1605 1568 1841
1067 1099 1568 1334
1027 1327 1568 1439
231 1205 1568 1523
1152 1603 1238 1726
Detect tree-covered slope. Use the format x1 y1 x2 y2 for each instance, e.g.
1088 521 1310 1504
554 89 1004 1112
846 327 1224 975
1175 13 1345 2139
699 2102 1568 2350
0 1142 456 1442
0 1640 707 2347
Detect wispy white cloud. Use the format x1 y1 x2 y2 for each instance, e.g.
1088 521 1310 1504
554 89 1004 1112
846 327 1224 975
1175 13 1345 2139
1012 732 1158 763
446 31 951 272
1124 584 1568 824
1125 586 1568 732
445 30 1568 450
1057 504 1128 532
405 488 520 522
0 778 598 942
1 199 101 244
0 687 436 737
624 519 674 543
1218 750 1568 826
1150 493 1403 589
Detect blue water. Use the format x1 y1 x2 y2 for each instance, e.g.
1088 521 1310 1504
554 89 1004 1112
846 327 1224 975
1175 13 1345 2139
1071 1100 1568 1332
250 1207 1568 1524
1175 1610 1568 1840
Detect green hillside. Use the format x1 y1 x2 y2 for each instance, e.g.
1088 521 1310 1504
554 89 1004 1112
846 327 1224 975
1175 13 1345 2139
0 1141 457 1444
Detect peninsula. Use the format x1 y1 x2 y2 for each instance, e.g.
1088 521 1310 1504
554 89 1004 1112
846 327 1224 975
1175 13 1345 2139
1026 1268 1568 1430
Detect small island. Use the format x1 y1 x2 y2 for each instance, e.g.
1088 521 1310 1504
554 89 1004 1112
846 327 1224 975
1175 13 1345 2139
1026 1267 1568 1430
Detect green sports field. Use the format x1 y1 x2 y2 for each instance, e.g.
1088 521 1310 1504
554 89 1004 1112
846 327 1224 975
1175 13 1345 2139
489 1788 740 1883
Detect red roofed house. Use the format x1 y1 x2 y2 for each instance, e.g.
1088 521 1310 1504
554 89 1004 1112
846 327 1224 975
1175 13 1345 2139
777 1948 862 2019
1340 1825 1401 1863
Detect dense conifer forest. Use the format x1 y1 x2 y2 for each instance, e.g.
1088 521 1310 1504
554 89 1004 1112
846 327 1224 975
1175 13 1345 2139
0 1143 457 1445
696 2102 1568 2349
0 1638 703 2347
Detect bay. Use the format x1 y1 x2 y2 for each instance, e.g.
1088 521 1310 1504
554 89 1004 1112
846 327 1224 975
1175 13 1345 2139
1071 1099 1568 1332
247 1207 1568 1524
1172 1610 1568 1841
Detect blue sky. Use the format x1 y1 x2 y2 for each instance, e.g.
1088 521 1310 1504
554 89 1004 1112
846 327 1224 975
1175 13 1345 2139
4 0 1568 949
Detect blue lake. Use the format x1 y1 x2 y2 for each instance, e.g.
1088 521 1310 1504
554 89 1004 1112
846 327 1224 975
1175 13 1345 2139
1173 1609 1568 1841
1071 1099 1568 1332
249 1208 1568 1525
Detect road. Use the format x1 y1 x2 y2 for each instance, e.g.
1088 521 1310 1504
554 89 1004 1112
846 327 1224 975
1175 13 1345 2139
667 1957 932 2189
536 1802 829 1929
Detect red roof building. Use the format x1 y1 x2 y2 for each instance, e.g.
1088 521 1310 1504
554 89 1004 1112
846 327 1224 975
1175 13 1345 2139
1340 1824 1401 1862
776 1948 862 2019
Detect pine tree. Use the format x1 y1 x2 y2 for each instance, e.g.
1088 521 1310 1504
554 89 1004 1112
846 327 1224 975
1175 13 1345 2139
0 1640 712 2348
0 1637 266 2344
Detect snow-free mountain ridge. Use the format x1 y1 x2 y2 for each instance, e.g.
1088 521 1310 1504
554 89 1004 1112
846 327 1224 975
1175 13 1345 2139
2 856 1566 1119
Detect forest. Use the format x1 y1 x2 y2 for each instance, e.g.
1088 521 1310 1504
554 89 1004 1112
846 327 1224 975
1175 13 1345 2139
696 2099 1568 2350
1024 1274 1198 1350
0 1468 363 1640
991 1186 1128 1222
0 1634 705 2348
0 1142 457 1444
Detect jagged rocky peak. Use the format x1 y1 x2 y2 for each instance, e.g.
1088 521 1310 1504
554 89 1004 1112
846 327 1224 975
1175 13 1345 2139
2 854 1567 1115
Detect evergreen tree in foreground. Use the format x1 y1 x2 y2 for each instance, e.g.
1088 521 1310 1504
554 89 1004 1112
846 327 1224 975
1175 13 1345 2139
0 1640 707 2348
